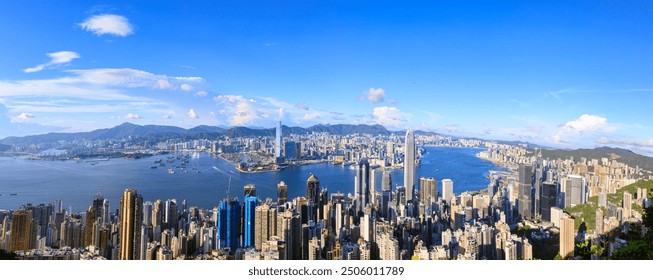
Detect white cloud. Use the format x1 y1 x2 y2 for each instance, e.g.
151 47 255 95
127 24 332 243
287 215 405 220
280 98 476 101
180 84 193 91
156 79 172 89
372 106 407 127
195 90 207 97
17 112 34 120
553 114 615 144
24 51 80 73
187 109 199 119
302 111 322 121
79 14 134 37
214 95 258 126
162 114 172 119
125 113 142 119
367 88 385 103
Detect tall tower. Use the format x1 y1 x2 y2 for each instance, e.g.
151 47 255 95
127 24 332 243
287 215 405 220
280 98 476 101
243 184 258 248
404 130 416 203
442 179 454 203
355 158 370 216
9 210 32 252
381 171 392 219
275 121 282 159
518 165 533 221
306 175 320 222
419 177 437 205
217 198 241 251
277 181 288 205
559 214 575 259
119 189 143 260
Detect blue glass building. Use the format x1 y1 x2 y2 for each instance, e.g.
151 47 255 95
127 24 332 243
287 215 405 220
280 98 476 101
242 195 258 248
217 198 241 251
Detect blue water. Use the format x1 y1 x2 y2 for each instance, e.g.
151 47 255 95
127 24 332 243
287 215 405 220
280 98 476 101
0 147 505 212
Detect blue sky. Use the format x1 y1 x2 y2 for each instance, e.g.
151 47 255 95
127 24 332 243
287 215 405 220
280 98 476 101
1 1 652 154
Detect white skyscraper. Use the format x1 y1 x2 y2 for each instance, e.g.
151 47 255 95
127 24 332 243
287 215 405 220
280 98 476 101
404 130 416 203
275 121 282 159
442 179 454 203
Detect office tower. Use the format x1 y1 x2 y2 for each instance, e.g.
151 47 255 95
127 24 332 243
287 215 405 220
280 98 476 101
217 198 241 251
518 165 533 221
275 121 282 159
541 182 557 222
533 152 544 217
21 203 53 239
442 179 454 203
255 203 277 251
164 199 179 233
92 193 104 220
567 175 586 206
142 201 153 228
9 210 32 252
277 181 288 205
119 189 144 260
355 158 370 216
559 214 575 259
102 199 110 225
550 207 563 228
419 177 437 206
284 141 301 161
306 174 320 222
404 130 416 203
243 185 258 248
370 169 376 207
381 171 392 219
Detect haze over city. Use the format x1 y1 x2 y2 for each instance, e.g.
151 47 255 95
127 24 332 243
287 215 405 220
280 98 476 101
1 1 653 155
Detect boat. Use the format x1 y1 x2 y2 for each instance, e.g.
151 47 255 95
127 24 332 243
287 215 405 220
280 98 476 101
167 168 175 174
150 165 158 169
10 193 18 196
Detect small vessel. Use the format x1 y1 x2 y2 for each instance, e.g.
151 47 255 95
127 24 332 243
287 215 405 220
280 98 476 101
167 168 175 174
150 165 158 169
10 193 18 196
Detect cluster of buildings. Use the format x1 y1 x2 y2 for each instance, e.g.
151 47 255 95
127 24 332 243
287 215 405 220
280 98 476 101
1 130 651 261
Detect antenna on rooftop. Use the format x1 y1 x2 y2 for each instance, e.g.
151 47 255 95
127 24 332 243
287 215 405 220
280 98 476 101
226 176 232 200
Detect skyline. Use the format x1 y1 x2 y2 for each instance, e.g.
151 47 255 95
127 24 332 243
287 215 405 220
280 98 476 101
1 1 653 155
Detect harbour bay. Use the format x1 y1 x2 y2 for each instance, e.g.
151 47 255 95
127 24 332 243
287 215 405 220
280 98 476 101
0 146 507 212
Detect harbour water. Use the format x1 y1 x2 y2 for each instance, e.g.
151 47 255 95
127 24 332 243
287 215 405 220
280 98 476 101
0 146 506 212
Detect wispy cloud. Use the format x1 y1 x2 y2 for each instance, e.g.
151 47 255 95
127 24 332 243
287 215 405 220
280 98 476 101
125 113 142 119
372 106 408 128
16 112 34 120
79 14 134 37
24 51 80 73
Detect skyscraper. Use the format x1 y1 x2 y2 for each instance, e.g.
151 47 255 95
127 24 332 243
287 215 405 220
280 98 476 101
119 188 144 260
419 177 437 205
243 185 258 248
275 121 282 159
404 130 416 203
217 198 241 251
277 181 288 205
381 171 392 219
518 165 533 221
9 210 32 252
559 213 575 259
442 179 454 203
541 182 558 222
355 158 370 216
567 175 586 206
306 174 320 222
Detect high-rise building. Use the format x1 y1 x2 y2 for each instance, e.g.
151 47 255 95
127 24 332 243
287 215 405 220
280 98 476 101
419 177 437 206
541 182 557 222
595 208 604 235
623 191 632 219
217 198 241 251
243 185 258 248
559 213 575 259
442 179 454 203
355 158 370 216
275 121 282 159
9 210 32 252
119 189 144 260
255 203 277 251
381 171 392 219
306 175 320 222
567 175 586 206
404 130 416 203
277 181 288 205
518 165 533 221
284 141 301 161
